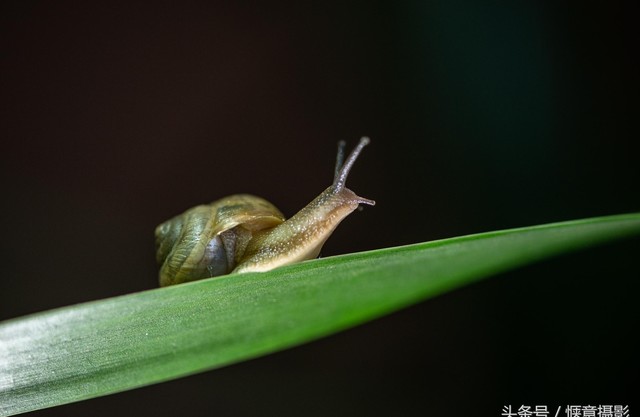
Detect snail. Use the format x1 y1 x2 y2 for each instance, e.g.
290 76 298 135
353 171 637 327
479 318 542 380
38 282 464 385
155 137 375 287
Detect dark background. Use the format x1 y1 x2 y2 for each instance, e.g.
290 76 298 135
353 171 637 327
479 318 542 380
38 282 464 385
1 1 638 416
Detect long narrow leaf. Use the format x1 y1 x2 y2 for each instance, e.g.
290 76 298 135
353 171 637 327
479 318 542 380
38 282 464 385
1 213 639 416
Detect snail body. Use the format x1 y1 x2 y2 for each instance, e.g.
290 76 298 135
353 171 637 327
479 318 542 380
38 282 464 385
155 137 374 287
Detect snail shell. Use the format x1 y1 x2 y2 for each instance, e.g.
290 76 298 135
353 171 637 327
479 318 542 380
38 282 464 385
155 195 285 286
155 137 374 287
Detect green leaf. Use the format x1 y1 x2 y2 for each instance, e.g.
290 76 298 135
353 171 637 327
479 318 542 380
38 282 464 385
1 213 639 416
